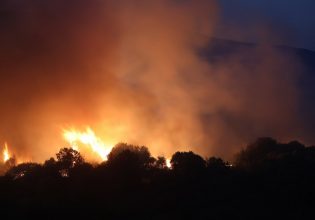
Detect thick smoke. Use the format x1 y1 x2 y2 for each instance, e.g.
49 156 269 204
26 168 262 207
0 0 308 161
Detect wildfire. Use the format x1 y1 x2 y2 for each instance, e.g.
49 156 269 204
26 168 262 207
3 143 10 163
63 127 113 161
166 158 171 168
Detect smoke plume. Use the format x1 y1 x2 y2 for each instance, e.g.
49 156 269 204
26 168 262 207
0 0 308 161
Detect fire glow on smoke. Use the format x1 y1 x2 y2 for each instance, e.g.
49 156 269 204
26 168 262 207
1 127 172 169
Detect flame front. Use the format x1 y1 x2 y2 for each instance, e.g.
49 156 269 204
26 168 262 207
166 159 171 168
63 127 113 161
3 143 10 163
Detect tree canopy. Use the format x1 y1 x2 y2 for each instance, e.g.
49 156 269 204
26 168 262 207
1 137 315 219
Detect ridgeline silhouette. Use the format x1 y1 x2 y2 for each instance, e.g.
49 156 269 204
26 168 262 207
1 137 315 220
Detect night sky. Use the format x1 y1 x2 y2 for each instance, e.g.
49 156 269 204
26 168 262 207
219 0 315 50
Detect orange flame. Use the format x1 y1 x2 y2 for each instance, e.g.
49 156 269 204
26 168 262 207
3 142 10 163
166 158 171 168
63 127 113 161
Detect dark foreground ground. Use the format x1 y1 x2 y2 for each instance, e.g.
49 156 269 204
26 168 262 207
1 138 315 220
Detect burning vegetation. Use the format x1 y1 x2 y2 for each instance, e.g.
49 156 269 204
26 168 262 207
3 143 10 163
63 127 113 161
0 126 174 175
0 1 313 218
1 137 315 219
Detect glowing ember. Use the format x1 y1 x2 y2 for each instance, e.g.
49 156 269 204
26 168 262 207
3 143 10 163
63 127 113 161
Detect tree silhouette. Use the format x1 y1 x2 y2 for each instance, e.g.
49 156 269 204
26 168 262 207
42 157 60 178
206 157 229 175
154 156 167 169
107 143 155 169
0 138 315 219
69 162 94 179
234 137 313 174
234 137 278 171
56 148 84 177
171 151 206 176
44 157 57 167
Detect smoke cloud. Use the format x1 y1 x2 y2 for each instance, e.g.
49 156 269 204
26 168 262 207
0 0 309 161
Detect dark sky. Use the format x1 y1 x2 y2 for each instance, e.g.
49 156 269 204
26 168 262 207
219 0 315 50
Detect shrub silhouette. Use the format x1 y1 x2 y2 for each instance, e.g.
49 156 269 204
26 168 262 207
6 162 42 180
1 137 315 219
206 157 230 175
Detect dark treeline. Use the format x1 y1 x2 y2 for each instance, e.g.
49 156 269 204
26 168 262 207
1 137 315 220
